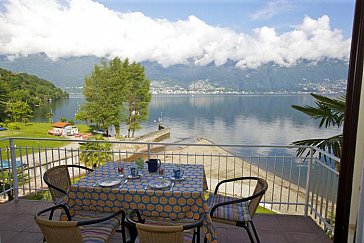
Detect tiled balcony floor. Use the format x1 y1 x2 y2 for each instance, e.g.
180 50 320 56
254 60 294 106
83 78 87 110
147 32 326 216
0 200 332 243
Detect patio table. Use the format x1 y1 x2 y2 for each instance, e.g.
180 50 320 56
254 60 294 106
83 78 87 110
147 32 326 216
65 162 218 242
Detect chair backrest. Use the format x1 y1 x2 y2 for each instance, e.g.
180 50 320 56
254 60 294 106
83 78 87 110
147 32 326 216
43 165 71 202
35 214 83 243
136 223 184 243
248 178 268 218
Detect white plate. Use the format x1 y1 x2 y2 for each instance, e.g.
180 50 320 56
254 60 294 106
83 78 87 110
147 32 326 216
170 176 185 181
127 174 141 179
98 178 121 187
149 180 171 189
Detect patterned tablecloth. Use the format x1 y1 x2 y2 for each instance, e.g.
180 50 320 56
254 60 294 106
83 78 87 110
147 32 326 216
65 162 218 242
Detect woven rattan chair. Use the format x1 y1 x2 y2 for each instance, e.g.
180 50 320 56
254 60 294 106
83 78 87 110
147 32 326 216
126 209 203 243
43 165 94 204
207 177 268 243
35 204 126 243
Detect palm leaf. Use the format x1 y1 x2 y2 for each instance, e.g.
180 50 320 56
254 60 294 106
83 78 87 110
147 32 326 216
311 93 346 113
291 93 345 128
292 134 343 159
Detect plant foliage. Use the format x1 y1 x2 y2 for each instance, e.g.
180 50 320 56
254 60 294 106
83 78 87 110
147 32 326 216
79 135 112 168
0 67 68 122
291 93 345 159
77 57 151 137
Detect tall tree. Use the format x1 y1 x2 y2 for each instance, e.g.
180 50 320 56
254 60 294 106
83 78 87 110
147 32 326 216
78 57 151 137
291 93 345 160
79 58 127 135
125 62 151 137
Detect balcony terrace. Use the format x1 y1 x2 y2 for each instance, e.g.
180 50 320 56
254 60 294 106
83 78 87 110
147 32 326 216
0 200 330 243
0 137 337 242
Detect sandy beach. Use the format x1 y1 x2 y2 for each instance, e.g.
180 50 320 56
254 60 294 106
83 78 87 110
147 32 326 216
148 137 310 215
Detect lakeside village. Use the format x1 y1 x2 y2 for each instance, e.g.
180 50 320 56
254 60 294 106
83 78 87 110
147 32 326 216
64 78 348 95
47 120 169 141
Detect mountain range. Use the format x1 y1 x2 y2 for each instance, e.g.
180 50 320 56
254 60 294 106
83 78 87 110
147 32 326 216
0 54 349 93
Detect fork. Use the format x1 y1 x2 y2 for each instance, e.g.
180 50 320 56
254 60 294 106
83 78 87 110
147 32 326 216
119 179 128 189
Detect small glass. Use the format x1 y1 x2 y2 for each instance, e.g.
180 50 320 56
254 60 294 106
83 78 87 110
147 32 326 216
158 165 164 176
117 162 124 177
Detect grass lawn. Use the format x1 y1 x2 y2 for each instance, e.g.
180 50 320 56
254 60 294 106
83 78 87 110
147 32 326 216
0 122 90 157
256 206 277 214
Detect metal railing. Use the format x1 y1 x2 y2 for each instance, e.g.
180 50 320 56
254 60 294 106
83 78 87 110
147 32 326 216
0 137 339 234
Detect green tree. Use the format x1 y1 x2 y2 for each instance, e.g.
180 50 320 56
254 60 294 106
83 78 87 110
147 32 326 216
125 62 151 137
79 135 112 168
68 120 75 125
78 58 127 136
5 101 33 123
45 112 53 123
74 110 88 123
0 80 10 122
291 93 345 160
9 90 31 103
0 67 68 108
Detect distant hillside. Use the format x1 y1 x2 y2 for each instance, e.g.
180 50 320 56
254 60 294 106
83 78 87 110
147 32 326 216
144 59 348 92
0 54 349 92
0 67 68 106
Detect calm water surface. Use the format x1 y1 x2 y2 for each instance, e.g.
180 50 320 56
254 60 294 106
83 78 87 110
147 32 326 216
32 94 342 156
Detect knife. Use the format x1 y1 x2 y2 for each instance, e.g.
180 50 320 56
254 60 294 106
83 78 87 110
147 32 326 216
119 179 128 189
170 182 175 192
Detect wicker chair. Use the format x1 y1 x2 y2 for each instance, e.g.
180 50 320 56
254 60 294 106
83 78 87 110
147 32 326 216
126 209 203 243
43 165 94 204
207 177 268 243
35 204 126 243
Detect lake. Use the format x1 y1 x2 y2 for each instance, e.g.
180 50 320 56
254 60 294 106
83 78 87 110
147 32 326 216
32 94 342 156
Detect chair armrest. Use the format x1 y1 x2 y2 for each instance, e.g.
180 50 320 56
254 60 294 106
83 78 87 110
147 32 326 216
126 209 145 227
214 176 261 194
77 209 125 226
44 181 67 195
66 164 94 172
36 204 72 221
43 165 94 195
210 177 267 218
183 214 204 230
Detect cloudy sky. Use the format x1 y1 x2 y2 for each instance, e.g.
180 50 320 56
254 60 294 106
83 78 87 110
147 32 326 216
0 0 354 68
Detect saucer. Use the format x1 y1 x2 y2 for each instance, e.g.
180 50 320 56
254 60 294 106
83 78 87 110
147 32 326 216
127 174 142 179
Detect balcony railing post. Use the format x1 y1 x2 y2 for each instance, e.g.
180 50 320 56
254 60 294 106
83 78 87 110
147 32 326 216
9 138 19 201
304 146 313 217
147 144 151 161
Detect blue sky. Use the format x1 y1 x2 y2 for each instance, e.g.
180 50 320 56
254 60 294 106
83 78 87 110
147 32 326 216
98 0 355 37
0 0 355 68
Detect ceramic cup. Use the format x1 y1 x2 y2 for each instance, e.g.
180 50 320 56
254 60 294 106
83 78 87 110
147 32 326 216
130 165 139 177
173 166 184 179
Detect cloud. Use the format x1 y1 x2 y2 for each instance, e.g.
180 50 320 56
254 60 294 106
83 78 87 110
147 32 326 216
250 0 293 20
0 0 351 69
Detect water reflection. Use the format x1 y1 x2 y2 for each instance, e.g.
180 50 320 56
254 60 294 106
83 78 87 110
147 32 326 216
32 94 342 155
